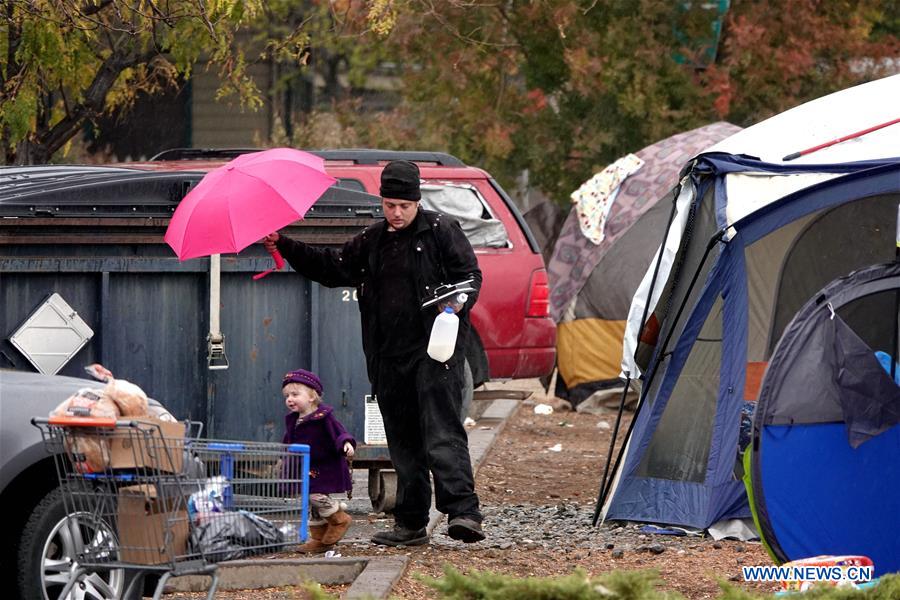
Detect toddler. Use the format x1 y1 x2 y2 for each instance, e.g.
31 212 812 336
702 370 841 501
281 369 356 553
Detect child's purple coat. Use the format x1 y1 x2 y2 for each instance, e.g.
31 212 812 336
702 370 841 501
282 403 356 494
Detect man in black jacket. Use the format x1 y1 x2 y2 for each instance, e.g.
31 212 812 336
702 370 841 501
263 160 485 546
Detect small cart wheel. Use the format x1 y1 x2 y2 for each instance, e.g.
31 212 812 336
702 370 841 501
368 468 398 514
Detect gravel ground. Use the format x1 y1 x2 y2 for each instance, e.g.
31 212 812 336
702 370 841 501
164 381 779 599
333 384 779 600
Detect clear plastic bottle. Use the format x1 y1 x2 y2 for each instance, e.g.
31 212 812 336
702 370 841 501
427 293 466 362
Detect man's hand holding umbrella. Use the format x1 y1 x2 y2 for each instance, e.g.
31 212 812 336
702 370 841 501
263 232 280 254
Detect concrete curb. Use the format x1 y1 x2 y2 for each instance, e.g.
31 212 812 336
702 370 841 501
165 398 519 598
345 556 408 599
166 555 408 598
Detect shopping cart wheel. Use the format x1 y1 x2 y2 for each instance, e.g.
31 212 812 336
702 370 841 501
17 487 126 600
368 468 398 513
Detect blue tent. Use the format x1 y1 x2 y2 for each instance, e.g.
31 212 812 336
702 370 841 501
603 74 900 530
750 262 900 575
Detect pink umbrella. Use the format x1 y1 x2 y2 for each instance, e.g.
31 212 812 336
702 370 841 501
164 148 336 277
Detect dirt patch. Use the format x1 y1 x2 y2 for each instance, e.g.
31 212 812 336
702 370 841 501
476 401 614 506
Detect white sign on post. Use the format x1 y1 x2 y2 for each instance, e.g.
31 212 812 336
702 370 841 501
364 394 387 444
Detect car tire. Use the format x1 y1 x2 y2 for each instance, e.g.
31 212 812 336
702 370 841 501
17 487 126 600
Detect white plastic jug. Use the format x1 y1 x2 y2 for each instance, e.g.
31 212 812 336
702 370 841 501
427 294 467 362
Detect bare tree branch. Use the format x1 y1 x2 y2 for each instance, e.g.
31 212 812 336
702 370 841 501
414 0 515 49
78 0 114 17
39 49 149 160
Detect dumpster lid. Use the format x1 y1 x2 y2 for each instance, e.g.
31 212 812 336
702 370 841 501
0 165 382 218
0 166 201 217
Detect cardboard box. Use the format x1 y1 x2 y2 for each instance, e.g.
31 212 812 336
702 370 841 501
117 484 189 565
108 417 186 473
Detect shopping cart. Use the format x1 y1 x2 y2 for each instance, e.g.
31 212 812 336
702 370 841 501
32 416 310 600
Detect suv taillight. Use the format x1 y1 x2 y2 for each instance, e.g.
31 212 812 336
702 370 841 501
526 269 550 317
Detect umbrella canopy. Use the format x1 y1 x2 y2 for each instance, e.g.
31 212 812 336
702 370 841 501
165 148 336 260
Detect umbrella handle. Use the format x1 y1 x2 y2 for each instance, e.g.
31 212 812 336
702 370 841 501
253 248 286 280
271 247 285 270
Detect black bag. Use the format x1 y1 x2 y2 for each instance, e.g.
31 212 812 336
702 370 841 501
190 511 285 562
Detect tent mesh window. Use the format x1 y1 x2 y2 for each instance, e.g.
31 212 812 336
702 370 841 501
837 290 897 355
744 194 900 369
637 296 723 482
767 193 899 354
639 188 721 405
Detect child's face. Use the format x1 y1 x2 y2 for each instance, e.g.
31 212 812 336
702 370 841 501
284 383 318 415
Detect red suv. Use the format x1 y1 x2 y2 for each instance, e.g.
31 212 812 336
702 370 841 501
143 149 556 387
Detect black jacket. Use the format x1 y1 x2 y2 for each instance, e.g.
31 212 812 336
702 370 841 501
275 209 482 382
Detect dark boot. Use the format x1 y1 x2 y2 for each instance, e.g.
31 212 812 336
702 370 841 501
297 523 330 553
321 510 352 546
448 516 485 543
371 524 429 547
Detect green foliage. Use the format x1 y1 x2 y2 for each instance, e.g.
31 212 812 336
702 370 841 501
300 579 341 600
420 565 683 600
0 0 269 163
701 0 900 127
322 0 898 205
419 567 900 600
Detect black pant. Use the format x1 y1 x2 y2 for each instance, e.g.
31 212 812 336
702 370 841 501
375 354 482 529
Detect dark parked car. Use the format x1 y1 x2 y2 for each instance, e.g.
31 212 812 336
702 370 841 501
1 370 128 599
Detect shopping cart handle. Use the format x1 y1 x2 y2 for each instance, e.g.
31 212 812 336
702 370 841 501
46 416 118 428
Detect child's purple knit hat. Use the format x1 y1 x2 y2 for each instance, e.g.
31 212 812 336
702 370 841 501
282 369 323 395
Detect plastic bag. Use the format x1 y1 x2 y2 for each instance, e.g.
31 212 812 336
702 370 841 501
147 402 177 422
50 388 119 419
188 476 229 519
104 378 149 417
48 388 119 473
189 511 285 562
66 435 110 473
83 363 150 417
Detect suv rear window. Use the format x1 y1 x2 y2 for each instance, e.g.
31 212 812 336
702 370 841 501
420 182 509 248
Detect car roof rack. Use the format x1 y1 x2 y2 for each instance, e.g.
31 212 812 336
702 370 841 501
149 148 260 161
311 149 465 166
150 147 466 167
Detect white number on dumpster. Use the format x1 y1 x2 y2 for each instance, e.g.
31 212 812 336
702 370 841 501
341 289 358 302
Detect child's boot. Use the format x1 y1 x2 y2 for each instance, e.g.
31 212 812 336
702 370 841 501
297 522 330 553
321 510 352 545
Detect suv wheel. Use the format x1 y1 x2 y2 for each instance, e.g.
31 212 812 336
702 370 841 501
17 487 125 600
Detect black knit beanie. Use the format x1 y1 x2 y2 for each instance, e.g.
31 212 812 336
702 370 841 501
380 160 421 201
